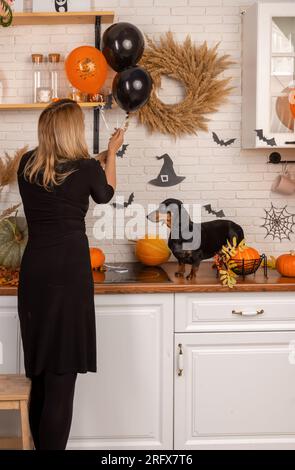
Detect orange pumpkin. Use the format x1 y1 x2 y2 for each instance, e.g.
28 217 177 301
276 251 295 277
232 246 260 261
89 247 105 270
135 236 171 266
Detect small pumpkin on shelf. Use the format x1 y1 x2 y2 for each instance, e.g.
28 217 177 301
135 235 171 266
89 247 105 270
276 251 295 277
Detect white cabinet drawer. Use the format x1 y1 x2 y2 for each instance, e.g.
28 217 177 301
175 293 295 333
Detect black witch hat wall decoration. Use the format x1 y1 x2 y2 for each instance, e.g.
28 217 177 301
148 154 186 187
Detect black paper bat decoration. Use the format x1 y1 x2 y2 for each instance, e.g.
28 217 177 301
116 144 129 158
255 129 277 147
203 204 225 219
112 193 134 209
212 132 236 147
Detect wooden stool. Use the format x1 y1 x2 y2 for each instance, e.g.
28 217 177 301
0 374 32 450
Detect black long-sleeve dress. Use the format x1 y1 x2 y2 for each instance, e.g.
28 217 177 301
17 151 114 378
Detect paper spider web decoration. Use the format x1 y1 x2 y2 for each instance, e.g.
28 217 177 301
262 203 295 241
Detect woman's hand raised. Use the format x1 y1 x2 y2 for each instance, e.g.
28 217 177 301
108 128 125 155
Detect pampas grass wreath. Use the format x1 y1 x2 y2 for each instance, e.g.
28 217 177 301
137 32 234 137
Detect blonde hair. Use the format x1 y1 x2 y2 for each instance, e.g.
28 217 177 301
24 99 89 189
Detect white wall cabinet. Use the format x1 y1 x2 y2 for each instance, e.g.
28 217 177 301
242 2 295 148
68 294 174 450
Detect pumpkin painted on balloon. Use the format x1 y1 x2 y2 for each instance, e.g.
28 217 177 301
65 46 108 94
102 22 153 113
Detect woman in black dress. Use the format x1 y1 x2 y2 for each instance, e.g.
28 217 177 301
17 99 124 450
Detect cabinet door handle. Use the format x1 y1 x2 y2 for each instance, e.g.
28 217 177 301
232 309 264 316
177 343 184 376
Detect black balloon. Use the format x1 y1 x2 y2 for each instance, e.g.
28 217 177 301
102 22 145 72
112 66 152 112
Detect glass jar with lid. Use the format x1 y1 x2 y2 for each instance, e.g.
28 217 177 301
48 53 61 101
31 54 52 104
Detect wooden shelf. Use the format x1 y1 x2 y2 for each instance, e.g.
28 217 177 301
0 102 105 110
12 11 114 26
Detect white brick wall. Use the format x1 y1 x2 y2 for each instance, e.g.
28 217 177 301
1 0 295 263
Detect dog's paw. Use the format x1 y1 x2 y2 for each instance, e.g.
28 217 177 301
175 271 184 278
186 272 197 281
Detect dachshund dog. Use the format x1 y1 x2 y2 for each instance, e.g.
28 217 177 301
147 198 244 280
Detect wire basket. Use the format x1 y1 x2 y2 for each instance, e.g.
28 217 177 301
231 254 267 279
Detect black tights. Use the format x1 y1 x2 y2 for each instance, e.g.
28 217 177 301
29 371 77 450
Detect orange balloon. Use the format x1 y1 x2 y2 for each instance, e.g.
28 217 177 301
276 94 294 131
65 46 108 94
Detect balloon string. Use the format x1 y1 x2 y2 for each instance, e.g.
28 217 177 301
121 112 130 131
100 108 111 132
100 108 130 135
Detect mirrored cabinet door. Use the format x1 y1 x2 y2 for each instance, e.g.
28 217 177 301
271 17 295 136
242 3 295 148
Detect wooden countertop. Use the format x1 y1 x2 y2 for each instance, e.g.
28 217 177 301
1 262 295 295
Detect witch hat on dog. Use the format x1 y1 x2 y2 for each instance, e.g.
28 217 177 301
148 154 186 187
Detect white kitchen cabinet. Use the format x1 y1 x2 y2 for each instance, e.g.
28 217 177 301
68 294 174 450
0 297 19 374
1 289 295 450
174 331 295 450
174 291 295 450
0 296 20 440
242 2 295 148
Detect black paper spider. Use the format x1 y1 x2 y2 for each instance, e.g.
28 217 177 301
262 204 295 241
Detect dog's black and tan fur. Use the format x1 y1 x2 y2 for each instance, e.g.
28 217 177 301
148 198 244 280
